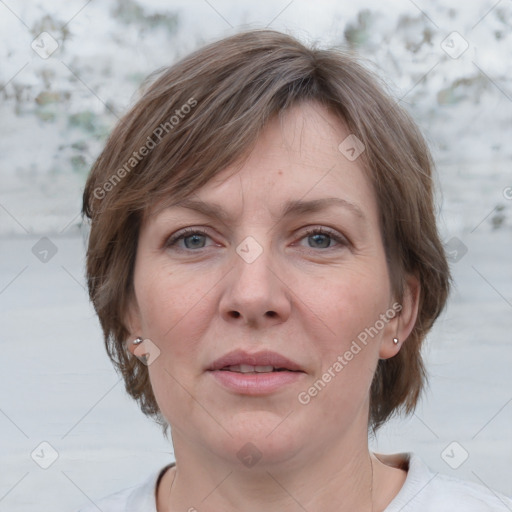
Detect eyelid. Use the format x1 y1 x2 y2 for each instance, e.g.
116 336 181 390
163 226 216 249
296 226 350 248
163 225 350 251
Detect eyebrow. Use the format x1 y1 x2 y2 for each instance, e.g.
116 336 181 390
171 197 366 224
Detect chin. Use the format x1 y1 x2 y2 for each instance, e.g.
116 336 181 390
212 411 304 467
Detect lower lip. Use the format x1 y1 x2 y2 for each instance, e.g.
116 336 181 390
208 370 305 395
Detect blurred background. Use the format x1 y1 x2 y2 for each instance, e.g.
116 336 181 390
1 1 511 510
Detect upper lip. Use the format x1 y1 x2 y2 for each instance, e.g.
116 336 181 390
208 349 304 372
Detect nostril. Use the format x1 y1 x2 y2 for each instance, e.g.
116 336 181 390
230 311 241 318
266 311 277 318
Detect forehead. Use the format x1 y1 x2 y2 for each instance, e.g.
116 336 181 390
148 101 378 226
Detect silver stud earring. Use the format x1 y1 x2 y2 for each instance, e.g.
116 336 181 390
133 337 143 345
393 337 399 345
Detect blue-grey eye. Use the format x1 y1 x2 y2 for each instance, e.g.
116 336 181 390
182 233 207 249
299 228 347 250
307 232 333 249
165 228 212 250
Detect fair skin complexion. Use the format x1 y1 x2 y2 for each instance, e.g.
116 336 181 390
127 101 420 512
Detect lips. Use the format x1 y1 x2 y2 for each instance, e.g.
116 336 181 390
207 349 306 395
222 364 283 373
207 349 304 373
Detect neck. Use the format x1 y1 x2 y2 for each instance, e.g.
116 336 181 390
159 429 380 512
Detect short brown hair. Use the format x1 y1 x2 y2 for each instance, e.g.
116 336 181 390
82 29 451 435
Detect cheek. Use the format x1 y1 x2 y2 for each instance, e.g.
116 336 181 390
134 262 210 422
135 258 200 333
305 264 390 341
298 261 391 401
133 257 219 372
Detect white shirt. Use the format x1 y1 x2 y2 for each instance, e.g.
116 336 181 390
77 453 512 511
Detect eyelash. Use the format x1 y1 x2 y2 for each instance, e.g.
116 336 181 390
165 227 212 249
164 226 349 251
300 227 348 249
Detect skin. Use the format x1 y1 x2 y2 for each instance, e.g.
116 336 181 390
126 101 420 512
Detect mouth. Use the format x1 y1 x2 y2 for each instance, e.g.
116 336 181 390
208 367 305 395
207 350 306 395
217 364 301 374
207 349 305 373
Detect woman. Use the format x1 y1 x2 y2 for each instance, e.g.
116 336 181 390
79 29 511 511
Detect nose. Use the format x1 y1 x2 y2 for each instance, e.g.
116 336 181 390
218 237 292 328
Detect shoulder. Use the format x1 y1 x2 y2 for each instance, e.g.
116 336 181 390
76 464 173 512
383 452 512 512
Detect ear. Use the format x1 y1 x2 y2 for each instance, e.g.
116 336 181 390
124 298 143 356
379 273 420 359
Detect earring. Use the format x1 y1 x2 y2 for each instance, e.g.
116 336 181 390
393 337 399 345
133 337 143 345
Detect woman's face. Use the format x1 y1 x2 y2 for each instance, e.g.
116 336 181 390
128 102 416 467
